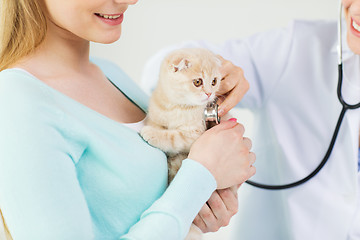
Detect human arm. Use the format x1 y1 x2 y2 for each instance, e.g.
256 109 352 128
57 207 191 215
121 159 217 239
0 71 254 240
0 72 215 240
0 112 215 240
192 125 254 233
123 120 255 239
0 76 94 240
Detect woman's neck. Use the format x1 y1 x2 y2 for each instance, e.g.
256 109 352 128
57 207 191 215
14 22 92 77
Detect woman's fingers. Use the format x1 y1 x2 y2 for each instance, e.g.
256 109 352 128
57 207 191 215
249 152 256 166
243 137 252 150
189 119 256 189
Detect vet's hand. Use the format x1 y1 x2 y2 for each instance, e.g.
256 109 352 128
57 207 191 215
193 186 239 233
216 56 249 117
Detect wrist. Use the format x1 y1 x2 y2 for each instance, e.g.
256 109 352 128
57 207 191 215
187 154 217 183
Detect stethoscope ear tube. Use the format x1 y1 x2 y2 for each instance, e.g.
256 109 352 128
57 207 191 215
337 1 343 65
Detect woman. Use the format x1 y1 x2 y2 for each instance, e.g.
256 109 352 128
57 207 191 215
142 0 360 239
0 0 256 239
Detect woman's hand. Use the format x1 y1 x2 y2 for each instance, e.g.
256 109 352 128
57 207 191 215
193 185 239 233
216 56 249 117
188 120 256 189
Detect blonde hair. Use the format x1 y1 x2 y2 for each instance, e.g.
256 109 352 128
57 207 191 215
0 0 47 71
0 209 12 240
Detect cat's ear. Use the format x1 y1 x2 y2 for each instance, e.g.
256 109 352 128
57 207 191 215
172 58 191 72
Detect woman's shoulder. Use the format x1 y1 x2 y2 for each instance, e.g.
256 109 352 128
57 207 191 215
0 68 54 102
0 69 58 121
0 68 31 86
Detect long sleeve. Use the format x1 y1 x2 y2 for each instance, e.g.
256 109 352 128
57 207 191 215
0 69 217 240
121 159 216 240
0 76 94 240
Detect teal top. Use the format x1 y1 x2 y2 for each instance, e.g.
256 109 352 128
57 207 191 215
0 58 216 240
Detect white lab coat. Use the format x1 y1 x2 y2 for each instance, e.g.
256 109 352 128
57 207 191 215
141 20 360 240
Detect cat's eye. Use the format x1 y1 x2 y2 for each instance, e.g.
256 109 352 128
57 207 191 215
212 78 218 86
193 78 203 87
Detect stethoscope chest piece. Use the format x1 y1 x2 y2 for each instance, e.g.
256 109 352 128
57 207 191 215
204 101 220 129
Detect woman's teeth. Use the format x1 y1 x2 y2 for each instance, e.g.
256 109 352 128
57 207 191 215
96 13 121 19
352 19 360 32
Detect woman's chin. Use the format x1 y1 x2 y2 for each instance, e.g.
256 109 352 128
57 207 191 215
90 31 122 44
92 37 120 44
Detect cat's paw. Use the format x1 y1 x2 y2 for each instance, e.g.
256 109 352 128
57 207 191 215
189 129 203 139
140 126 161 148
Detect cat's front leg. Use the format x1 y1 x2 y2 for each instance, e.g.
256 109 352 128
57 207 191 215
140 126 197 154
168 153 188 183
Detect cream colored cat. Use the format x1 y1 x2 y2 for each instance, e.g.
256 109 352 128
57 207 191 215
140 48 222 240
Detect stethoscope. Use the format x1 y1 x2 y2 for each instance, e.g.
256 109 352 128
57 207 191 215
204 2 360 190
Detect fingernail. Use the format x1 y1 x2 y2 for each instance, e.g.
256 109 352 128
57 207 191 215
228 118 237 122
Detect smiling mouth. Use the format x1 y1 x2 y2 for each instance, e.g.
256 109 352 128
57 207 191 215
95 13 122 19
352 19 360 33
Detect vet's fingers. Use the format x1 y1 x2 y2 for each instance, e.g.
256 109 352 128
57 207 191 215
217 188 239 216
216 56 249 117
193 214 206 233
197 203 218 232
218 81 249 117
217 55 231 77
217 57 238 95
207 191 229 223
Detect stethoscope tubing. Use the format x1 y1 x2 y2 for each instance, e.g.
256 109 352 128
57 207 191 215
245 3 360 190
246 64 349 190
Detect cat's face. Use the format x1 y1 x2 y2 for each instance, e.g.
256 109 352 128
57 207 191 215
161 49 222 106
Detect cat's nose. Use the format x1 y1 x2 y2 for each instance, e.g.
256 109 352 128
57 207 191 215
205 93 212 98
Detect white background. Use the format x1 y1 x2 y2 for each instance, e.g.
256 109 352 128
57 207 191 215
91 1 337 239
91 0 338 85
